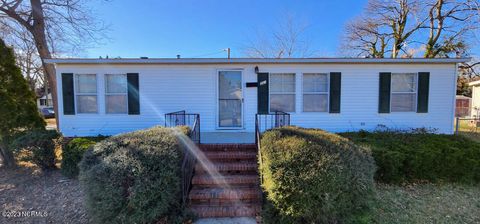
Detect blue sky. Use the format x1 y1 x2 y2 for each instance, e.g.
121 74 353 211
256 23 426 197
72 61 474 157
86 0 478 58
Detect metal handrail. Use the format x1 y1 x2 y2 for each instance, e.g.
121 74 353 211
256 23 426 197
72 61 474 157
164 110 200 206
255 111 290 185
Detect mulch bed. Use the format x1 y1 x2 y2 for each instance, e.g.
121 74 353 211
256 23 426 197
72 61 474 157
0 167 90 223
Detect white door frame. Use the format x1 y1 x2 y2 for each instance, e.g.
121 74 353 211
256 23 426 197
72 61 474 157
216 69 244 130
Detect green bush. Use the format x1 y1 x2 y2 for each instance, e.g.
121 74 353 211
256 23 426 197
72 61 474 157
341 131 480 183
79 126 190 223
260 126 376 223
61 138 96 178
10 130 60 169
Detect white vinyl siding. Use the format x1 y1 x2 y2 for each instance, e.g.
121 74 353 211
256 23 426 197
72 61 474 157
303 73 328 112
55 63 457 138
105 74 128 114
270 73 296 112
75 74 97 114
391 73 417 112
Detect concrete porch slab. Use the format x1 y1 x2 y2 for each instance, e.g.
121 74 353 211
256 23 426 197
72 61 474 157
194 217 257 224
201 132 255 144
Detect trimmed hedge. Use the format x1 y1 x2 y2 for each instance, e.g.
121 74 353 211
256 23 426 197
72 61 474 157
61 138 96 178
260 127 376 223
10 130 60 169
341 130 480 183
79 126 190 223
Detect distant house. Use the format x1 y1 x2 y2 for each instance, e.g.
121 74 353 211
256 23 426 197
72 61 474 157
45 57 468 142
455 95 471 117
469 80 480 118
37 93 53 109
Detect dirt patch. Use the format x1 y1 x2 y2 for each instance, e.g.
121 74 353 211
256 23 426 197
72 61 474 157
0 167 89 223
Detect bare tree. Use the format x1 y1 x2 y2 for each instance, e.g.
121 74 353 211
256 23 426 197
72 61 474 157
0 0 107 127
423 0 479 58
342 16 390 58
341 0 479 58
243 14 313 58
342 0 427 58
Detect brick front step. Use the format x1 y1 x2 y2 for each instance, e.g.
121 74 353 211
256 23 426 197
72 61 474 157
195 162 257 173
192 174 259 186
200 144 257 152
189 204 261 218
189 187 261 201
203 151 257 161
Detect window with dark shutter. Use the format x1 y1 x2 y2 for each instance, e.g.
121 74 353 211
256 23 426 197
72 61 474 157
62 73 75 115
329 72 341 113
127 73 140 115
417 72 430 113
379 72 391 113
257 73 269 114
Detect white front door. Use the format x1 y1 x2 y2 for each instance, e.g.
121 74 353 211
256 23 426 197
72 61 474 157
218 70 243 129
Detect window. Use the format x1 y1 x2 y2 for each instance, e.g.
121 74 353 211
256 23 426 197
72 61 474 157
391 73 417 112
303 73 328 112
75 74 97 113
105 74 128 114
270 73 295 112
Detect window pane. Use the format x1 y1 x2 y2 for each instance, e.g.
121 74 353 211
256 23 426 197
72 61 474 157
219 71 242 100
304 73 327 92
392 73 416 92
76 74 97 93
219 99 242 127
391 93 416 112
77 95 97 113
106 74 127 93
270 94 295 112
106 95 127 114
303 94 328 112
270 73 295 93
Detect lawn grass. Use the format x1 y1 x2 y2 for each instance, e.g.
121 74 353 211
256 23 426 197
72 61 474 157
371 183 480 224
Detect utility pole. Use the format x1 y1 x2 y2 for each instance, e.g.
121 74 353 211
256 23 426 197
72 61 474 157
226 48 231 59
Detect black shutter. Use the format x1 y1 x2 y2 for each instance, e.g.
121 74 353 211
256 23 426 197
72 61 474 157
257 73 269 114
379 72 391 113
417 72 430 113
329 72 341 113
127 73 140 115
62 73 75 115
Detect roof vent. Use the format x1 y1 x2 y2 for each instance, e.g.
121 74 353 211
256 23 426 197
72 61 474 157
140 57 148 59
177 55 181 59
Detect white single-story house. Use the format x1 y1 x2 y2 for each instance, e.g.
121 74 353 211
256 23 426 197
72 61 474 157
470 80 480 118
45 58 467 143
37 93 53 109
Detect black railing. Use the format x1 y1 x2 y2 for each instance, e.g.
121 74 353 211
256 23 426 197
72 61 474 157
255 111 290 184
164 110 200 205
165 110 201 144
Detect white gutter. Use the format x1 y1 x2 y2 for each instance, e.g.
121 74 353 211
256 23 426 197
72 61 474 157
469 80 480 86
44 57 470 65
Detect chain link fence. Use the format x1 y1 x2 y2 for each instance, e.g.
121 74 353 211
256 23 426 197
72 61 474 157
454 117 480 140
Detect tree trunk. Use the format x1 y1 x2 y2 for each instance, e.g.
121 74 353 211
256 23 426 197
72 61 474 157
0 141 16 168
30 0 59 129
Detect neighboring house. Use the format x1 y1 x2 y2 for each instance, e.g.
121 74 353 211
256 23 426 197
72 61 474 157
45 58 467 143
455 95 471 118
470 80 480 118
37 93 53 109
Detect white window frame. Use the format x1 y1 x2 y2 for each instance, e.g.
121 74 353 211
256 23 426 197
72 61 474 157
302 73 329 112
74 74 98 114
104 74 128 114
269 73 296 113
390 73 418 112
